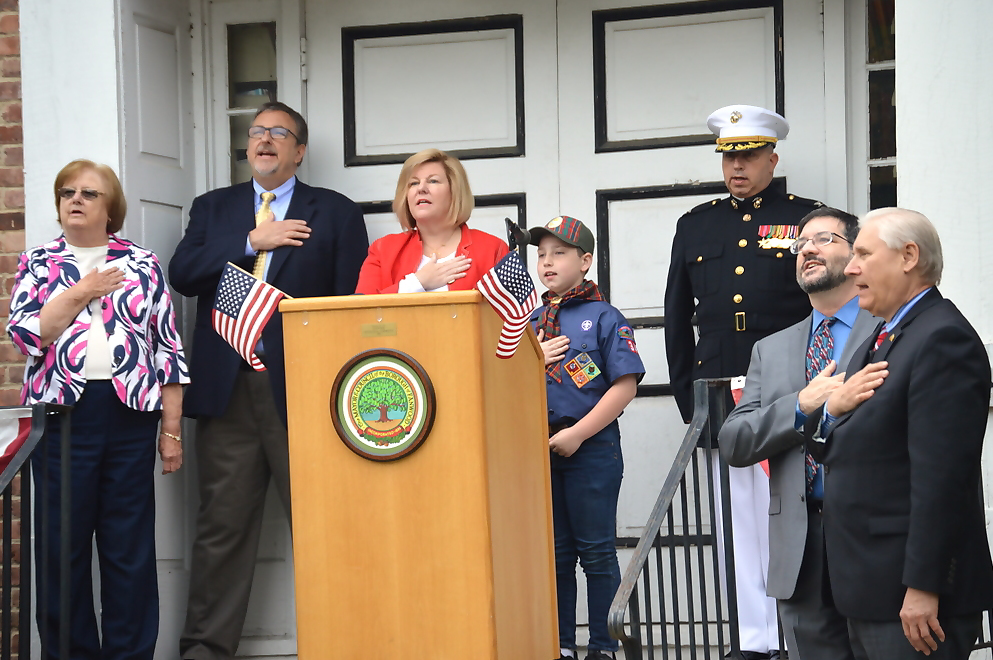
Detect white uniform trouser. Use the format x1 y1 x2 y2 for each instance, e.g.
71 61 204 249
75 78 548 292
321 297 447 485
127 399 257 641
712 452 780 654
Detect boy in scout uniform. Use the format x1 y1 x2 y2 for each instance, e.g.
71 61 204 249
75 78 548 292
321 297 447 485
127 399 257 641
529 216 645 660
664 105 822 659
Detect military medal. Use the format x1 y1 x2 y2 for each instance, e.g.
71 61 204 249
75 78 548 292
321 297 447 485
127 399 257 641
757 224 797 249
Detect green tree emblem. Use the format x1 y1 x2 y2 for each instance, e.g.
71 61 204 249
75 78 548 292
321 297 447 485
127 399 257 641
357 376 408 423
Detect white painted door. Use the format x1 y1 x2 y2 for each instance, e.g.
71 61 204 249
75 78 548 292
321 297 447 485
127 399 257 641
300 0 831 650
117 0 198 658
305 0 831 531
554 0 834 539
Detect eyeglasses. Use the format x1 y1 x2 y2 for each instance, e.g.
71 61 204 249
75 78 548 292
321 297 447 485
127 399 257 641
57 187 105 201
247 125 299 141
789 231 852 255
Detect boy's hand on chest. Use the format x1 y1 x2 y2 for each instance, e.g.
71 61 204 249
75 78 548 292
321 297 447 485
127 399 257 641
537 328 570 366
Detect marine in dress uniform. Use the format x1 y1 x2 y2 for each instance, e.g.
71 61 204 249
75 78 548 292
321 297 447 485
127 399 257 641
664 105 823 660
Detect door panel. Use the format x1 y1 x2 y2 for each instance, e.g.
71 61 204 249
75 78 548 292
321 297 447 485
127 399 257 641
118 0 196 658
306 0 560 256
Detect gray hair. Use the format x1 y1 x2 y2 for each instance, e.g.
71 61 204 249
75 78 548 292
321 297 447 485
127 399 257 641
860 207 943 285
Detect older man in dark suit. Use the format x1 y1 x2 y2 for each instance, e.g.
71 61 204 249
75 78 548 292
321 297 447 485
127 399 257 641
169 101 368 660
807 207 993 659
720 207 876 659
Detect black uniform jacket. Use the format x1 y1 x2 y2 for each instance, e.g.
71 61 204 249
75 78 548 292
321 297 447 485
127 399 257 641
168 180 369 423
806 288 993 620
665 183 818 422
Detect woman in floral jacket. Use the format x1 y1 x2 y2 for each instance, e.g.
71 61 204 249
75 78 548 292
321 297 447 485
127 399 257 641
7 159 189 660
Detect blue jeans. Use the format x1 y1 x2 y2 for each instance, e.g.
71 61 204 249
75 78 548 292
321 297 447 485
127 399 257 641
550 421 623 652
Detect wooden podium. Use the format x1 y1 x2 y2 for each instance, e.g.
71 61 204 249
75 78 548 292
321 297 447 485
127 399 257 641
280 291 557 659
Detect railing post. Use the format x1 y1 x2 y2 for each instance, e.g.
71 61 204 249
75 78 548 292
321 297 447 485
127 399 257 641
58 410 71 660
709 380 744 658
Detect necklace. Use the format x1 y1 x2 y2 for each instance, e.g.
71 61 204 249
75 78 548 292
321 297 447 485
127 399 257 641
421 226 461 255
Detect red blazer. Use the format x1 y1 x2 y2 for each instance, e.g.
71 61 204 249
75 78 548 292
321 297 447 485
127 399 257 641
355 225 509 294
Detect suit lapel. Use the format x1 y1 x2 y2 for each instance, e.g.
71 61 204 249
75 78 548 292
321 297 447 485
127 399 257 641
235 181 256 234
267 180 315 283
839 309 879 372
873 288 942 362
786 317 809 393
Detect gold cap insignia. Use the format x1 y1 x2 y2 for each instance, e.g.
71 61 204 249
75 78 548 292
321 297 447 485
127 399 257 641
730 111 742 124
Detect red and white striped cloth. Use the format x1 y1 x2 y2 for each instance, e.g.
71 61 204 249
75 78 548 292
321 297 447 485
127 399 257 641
212 262 288 371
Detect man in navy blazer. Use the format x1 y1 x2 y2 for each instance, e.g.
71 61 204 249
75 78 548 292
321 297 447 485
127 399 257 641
807 208 993 659
169 102 368 660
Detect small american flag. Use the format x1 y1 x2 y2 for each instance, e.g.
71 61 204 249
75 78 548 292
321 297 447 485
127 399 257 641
212 263 287 371
476 252 539 359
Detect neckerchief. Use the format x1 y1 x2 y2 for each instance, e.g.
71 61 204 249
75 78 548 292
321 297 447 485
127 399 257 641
538 280 605 382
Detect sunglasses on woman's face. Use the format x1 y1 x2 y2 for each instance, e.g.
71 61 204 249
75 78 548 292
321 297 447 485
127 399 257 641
57 187 105 201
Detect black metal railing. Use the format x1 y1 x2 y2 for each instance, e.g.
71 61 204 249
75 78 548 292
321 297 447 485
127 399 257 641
0 404 72 660
608 378 738 659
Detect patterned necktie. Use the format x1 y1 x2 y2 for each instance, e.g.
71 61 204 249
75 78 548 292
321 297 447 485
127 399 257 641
805 317 835 495
873 327 889 351
252 192 276 279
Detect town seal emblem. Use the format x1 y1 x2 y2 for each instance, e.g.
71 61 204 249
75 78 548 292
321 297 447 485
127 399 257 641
330 349 436 461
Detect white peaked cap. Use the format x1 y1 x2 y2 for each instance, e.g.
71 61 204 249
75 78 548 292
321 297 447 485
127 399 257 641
707 104 789 152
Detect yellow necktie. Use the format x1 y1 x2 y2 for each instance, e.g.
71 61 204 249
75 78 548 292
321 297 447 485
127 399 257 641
252 192 276 279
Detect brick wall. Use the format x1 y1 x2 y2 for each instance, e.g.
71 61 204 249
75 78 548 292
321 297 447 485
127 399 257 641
0 0 21 407
0 0 25 657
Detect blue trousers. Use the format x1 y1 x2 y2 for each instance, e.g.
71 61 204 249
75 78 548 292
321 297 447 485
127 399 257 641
32 381 161 660
550 421 623 652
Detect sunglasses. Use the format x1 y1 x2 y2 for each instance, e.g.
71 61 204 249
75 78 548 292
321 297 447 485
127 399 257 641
58 187 105 201
247 125 299 141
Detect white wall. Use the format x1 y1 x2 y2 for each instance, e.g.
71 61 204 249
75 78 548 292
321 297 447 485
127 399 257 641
896 0 993 536
895 0 993 340
21 0 122 249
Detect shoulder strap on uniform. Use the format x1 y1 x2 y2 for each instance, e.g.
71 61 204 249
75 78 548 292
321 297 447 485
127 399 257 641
783 193 824 209
688 198 724 214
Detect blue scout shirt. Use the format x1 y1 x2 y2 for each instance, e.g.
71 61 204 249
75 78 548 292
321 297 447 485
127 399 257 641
531 298 646 426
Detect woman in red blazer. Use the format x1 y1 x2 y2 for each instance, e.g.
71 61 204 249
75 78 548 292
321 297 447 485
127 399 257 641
355 149 508 294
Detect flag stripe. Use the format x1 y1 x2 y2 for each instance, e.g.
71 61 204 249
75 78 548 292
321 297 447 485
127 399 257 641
475 252 539 359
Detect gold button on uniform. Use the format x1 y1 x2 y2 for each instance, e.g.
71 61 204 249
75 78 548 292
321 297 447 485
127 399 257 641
743 214 752 222
696 256 703 262
735 266 744 275
776 252 783 258
738 239 747 247
733 294 743 303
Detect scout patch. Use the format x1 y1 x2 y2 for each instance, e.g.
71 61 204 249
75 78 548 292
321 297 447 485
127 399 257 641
757 224 797 250
581 319 593 331
617 325 638 353
564 352 601 388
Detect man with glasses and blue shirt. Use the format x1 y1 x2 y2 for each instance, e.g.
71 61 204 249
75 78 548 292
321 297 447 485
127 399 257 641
169 101 368 660
721 208 876 660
